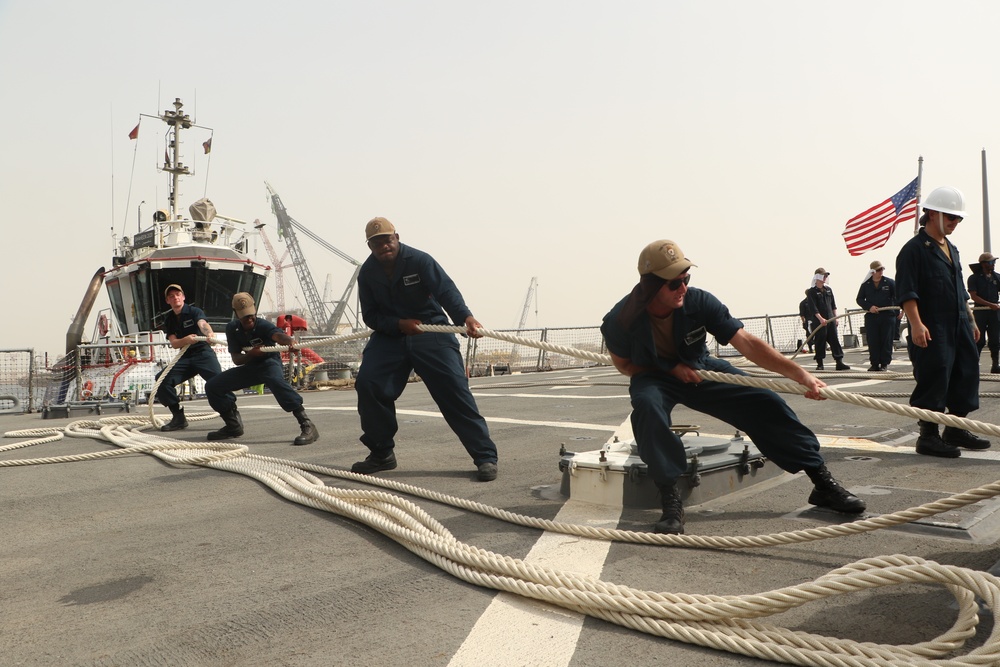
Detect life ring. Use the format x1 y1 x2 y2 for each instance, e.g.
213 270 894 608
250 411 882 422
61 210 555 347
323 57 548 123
98 313 110 337
82 380 94 400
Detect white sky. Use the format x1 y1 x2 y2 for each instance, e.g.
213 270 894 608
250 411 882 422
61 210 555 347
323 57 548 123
2 0 999 358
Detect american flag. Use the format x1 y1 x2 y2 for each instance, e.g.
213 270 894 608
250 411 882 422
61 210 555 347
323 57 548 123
841 178 919 256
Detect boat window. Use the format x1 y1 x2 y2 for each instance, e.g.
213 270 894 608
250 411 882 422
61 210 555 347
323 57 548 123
106 278 126 331
131 268 155 333
149 265 269 328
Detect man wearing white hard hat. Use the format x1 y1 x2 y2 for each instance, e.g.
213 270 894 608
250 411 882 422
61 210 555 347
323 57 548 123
895 185 990 457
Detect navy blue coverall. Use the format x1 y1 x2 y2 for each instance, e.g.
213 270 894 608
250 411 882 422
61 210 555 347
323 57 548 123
968 269 1000 357
205 317 304 414
895 227 979 414
806 285 846 364
155 304 229 407
355 243 498 466
855 275 898 369
600 287 824 486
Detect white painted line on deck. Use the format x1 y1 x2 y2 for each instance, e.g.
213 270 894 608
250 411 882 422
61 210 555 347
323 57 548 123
447 500 622 667
245 405 620 432
447 418 632 667
475 392 630 399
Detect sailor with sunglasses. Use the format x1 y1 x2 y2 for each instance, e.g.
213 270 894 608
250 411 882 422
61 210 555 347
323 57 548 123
895 186 990 457
601 240 866 535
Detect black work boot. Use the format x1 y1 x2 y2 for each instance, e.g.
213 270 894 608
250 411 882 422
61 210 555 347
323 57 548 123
991 350 1000 374
834 358 851 371
207 408 244 441
160 404 188 432
942 413 991 450
804 465 866 514
915 420 960 458
292 408 319 446
351 451 398 474
653 482 685 534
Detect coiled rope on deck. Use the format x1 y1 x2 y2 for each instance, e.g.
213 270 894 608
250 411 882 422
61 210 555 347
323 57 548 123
4 419 1000 665
11 325 1000 664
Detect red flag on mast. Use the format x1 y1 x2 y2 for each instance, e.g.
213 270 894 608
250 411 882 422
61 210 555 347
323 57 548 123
128 123 139 140
203 137 212 154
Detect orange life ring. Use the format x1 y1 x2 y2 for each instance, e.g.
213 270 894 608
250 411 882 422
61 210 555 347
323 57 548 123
82 380 94 400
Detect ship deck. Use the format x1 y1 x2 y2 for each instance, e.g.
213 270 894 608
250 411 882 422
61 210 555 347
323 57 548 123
3 347 1000 666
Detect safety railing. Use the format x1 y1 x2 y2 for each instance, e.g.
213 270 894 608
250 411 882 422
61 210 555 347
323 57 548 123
11 311 906 414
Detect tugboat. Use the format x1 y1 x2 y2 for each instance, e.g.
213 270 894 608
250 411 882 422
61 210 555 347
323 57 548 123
48 98 270 415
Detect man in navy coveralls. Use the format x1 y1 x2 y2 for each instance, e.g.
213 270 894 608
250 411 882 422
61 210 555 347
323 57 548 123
351 217 499 482
895 185 990 457
204 292 319 446
156 284 229 432
601 240 865 534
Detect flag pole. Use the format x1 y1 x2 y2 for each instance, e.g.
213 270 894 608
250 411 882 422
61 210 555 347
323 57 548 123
983 148 991 253
914 155 923 235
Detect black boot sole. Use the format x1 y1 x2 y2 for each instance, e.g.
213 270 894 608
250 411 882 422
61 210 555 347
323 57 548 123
207 429 244 441
808 490 866 514
915 443 961 458
160 422 189 432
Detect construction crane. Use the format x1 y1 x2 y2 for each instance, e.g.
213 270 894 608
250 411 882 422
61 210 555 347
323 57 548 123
506 277 538 373
516 277 539 331
253 219 294 313
265 182 362 334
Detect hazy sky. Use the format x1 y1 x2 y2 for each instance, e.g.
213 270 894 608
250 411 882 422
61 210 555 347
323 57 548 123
3 1 999 358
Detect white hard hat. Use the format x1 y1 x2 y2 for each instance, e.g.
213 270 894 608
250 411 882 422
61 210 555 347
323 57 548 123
922 186 966 217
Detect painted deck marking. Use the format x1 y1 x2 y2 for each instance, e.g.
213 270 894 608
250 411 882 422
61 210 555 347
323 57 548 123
447 417 632 667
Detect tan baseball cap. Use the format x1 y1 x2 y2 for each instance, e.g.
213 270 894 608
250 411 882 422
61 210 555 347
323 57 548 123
814 267 830 276
980 252 996 262
232 292 256 318
870 260 884 271
164 284 184 298
638 240 695 280
365 217 397 240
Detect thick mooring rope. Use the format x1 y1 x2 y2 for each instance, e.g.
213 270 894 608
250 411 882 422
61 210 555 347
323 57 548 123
4 419 1000 665
8 325 1000 664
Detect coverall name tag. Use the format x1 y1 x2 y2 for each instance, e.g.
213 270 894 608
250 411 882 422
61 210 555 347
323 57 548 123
403 274 421 286
182 318 195 328
684 327 707 346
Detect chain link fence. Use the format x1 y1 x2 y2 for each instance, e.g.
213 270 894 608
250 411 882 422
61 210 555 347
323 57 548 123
0 349 40 414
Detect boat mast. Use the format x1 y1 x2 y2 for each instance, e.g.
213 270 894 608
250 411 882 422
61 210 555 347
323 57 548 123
161 98 192 220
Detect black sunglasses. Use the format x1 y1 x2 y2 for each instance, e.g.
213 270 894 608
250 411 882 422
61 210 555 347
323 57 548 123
666 274 691 291
944 213 963 222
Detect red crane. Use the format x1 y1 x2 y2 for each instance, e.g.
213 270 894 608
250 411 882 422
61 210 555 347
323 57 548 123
254 219 295 313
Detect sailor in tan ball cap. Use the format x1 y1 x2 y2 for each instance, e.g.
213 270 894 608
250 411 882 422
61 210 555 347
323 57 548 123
203 292 320 446
351 217 500 482
855 259 899 372
600 239 865 535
